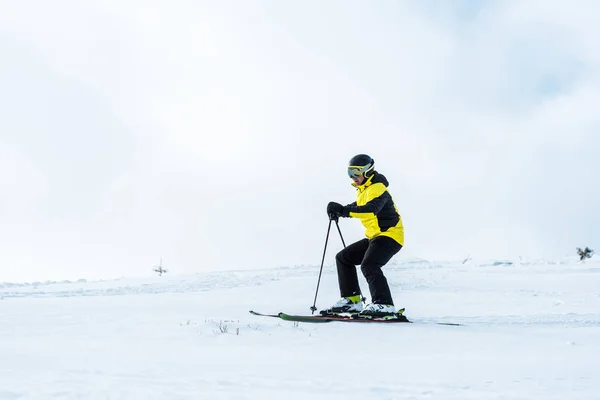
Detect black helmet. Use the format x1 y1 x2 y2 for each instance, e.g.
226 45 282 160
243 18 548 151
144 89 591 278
348 154 375 178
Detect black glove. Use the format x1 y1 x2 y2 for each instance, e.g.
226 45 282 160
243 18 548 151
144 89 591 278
327 202 349 220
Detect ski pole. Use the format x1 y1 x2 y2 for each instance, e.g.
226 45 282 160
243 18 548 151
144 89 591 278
310 217 333 314
334 219 346 247
334 219 366 304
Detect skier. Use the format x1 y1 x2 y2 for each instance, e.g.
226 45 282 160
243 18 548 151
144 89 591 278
322 154 404 317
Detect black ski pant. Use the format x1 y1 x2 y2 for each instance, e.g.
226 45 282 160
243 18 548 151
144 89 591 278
336 236 402 305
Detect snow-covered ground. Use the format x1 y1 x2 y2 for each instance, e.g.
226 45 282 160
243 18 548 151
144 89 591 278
1 257 599 399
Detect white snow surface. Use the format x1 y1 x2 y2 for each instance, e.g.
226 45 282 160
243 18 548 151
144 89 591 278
1 257 599 399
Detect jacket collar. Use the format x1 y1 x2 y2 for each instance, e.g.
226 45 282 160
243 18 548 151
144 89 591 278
351 174 375 190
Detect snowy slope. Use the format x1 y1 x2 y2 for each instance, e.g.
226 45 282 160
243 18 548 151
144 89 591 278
1 257 599 399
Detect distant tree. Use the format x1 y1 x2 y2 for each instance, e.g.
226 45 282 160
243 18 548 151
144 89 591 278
153 257 168 276
576 247 594 261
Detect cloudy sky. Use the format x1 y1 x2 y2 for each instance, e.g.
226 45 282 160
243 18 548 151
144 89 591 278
1 1 599 281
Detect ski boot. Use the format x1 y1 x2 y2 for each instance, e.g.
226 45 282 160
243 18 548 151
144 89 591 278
356 303 400 320
319 295 363 316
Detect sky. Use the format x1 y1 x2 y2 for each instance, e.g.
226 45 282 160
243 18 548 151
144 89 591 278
1 0 599 281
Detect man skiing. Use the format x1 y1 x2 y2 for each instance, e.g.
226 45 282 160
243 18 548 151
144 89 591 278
322 154 404 318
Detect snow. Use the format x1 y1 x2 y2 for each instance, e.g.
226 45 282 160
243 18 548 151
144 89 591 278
1 257 599 399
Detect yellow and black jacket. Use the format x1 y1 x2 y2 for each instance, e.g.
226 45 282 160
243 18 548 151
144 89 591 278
344 172 404 246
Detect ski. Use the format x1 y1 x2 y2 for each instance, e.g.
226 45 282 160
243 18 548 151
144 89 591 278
249 310 280 318
249 310 410 323
249 310 461 326
282 312 411 323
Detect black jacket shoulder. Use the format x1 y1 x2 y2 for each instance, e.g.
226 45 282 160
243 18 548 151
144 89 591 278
370 171 389 188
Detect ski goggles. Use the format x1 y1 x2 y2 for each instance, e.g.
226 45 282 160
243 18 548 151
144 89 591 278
347 164 372 178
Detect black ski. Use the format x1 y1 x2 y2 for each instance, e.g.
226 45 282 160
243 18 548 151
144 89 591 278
250 310 408 323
